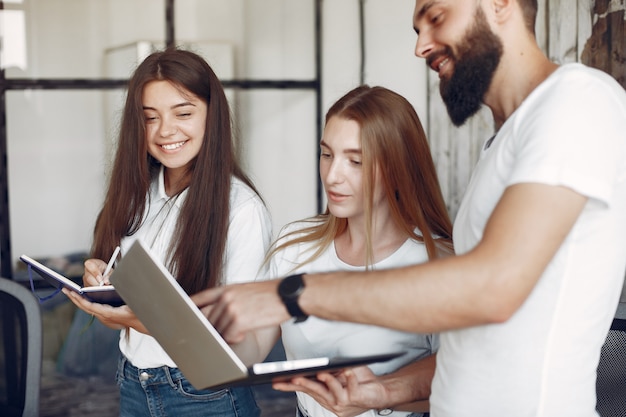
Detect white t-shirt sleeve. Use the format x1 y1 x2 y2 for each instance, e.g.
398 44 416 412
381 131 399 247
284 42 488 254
509 66 626 207
223 183 273 284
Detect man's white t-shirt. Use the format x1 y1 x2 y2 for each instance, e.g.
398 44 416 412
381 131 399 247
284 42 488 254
430 64 626 417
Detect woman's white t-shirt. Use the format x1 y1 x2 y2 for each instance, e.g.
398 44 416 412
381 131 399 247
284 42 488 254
119 167 272 369
272 221 438 417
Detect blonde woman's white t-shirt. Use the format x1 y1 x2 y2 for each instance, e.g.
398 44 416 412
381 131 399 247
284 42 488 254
272 221 438 417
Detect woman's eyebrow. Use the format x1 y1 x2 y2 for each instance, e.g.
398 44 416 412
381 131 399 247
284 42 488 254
319 140 362 154
171 102 195 109
142 102 196 111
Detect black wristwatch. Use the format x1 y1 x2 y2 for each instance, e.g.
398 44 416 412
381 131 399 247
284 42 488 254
278 274 308 322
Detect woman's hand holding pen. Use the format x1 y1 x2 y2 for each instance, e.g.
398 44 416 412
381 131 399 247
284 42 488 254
83 258 109 286
83 246 120 287
61 248 150 334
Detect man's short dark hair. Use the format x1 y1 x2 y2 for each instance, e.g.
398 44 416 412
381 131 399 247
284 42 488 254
518 0 538 34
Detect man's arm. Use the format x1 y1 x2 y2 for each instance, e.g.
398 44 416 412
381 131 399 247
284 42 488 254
301 183 587 332
194 182 587 342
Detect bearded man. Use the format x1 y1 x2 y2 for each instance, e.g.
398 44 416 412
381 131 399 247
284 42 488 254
194 1 626 416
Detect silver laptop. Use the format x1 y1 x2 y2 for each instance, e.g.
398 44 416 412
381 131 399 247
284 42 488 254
109 240 405 390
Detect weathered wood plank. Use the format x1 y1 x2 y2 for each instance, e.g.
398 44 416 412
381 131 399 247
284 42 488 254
548 0 579 63
608 2 626 88
426 70 492 219
580 0 626 89
577 0 594 59
426 70 454 214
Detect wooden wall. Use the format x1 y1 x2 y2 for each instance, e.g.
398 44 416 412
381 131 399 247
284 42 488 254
426 0 626 219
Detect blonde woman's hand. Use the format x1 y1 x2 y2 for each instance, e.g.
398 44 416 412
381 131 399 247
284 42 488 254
273 366 388 417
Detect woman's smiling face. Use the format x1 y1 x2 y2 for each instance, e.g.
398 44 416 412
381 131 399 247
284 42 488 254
142 80 207 183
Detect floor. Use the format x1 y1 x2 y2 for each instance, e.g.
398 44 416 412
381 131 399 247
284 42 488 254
34 299 297 417
40 368 297 417
12 272 297 417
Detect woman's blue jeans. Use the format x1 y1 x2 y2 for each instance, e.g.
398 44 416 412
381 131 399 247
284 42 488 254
116 355 260 417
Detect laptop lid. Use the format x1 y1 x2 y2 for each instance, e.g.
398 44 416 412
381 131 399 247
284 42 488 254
110 240 405 389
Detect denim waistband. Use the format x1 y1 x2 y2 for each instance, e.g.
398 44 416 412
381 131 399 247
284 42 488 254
118 354 190 387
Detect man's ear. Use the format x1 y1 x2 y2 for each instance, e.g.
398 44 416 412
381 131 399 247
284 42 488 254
491 0 515 24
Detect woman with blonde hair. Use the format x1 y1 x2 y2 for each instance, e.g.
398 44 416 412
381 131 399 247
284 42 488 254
267 85 453 417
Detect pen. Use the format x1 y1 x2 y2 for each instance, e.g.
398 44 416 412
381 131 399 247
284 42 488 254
100 245 121 286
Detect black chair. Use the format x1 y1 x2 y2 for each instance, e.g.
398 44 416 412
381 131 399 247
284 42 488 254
596 317 626 417
0 277 42 417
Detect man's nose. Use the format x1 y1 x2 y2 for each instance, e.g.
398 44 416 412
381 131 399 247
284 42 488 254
415 32 434 59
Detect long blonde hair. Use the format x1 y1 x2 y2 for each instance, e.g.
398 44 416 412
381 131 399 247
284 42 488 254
267 85 453 271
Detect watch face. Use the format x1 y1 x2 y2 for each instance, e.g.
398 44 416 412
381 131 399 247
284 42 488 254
281 274 303 297
377 409 393 416
279 274 308 321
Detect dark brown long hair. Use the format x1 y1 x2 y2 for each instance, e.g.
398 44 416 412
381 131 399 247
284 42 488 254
92 48 259 294
268 85 453 270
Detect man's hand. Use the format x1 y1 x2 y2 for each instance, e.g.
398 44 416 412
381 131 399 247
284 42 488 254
191 279 290 343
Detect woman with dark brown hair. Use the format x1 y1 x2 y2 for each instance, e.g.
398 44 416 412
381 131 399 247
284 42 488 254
64 48 273 417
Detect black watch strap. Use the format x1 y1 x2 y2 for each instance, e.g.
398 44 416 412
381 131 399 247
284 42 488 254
278 274 308 322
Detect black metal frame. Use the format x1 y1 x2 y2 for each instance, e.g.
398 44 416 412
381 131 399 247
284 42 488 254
0 0 323 279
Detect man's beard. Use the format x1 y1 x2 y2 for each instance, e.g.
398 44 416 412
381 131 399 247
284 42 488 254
438 8 503 126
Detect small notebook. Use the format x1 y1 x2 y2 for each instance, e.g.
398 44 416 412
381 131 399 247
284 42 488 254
19 254 124 306
110 240 406 389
